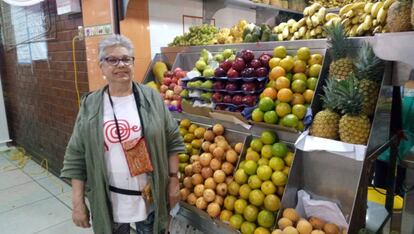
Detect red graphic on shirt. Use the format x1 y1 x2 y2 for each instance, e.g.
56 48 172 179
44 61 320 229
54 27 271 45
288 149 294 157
104 119 141 151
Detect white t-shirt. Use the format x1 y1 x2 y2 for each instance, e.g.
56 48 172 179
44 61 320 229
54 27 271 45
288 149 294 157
103 92 150 223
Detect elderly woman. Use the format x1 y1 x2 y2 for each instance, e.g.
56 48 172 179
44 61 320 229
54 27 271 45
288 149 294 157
61 34 184 234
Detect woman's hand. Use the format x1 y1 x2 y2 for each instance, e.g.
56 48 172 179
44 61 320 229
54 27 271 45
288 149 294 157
72 202 91 228
168 176 181 209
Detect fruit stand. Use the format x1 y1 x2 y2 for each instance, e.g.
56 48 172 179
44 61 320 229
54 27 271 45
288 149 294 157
145 25 414 233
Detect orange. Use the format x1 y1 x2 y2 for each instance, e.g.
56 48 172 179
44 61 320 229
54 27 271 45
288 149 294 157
268 58 281 69
290 93 305 105
276 102 291 117
293 60 307 74
279 57 294 72
262 87 278 100
303 89 314 103
277 88 293 103
275 77 290 90
269 66 286 80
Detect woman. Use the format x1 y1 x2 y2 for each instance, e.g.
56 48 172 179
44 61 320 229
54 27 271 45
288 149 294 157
61 34 184 234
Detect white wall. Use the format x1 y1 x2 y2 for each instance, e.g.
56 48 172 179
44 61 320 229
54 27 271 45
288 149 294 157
148 0 256 57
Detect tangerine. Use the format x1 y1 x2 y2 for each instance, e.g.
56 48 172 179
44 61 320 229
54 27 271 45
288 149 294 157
262 87 278 100
269 66 286 80
277 88 293 103
275 77 290 90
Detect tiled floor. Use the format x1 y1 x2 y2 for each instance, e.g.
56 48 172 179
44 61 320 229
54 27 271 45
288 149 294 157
0 150 94 234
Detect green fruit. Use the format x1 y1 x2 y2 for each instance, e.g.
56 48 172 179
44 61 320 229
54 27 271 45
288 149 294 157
259 97 275 112
223 49 233 59
252 108 264 122
264 111 278 124
260 131 278 145
250 139 263 152
257 210 275 228
281 114 299 128
244 160 258 175
306 77 318 90
195 60 207 71
272 143 288 158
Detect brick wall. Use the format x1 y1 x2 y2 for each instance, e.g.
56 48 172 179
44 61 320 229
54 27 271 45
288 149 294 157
0 1 88 175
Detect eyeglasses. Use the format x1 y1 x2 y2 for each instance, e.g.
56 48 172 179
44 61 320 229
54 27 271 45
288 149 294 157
103 56 135 66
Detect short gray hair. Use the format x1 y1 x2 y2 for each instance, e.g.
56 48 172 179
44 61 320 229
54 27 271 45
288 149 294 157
98 34 134 61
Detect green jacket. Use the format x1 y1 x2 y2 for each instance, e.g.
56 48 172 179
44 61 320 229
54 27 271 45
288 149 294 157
60 82 184 234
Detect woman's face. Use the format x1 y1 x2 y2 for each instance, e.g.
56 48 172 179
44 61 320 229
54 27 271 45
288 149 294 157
100 46 134 85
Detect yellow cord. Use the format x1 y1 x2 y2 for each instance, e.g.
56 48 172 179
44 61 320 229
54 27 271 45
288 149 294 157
72 35 81 108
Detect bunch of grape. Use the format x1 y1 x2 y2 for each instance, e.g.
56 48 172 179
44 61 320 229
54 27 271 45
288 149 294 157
169 24 219 47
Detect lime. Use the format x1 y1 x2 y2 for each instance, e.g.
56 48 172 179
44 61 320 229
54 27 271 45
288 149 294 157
229 181 241 196
248 175 262 189
241 221 257 234
264 194 280 212
260 131 278 145
229 214 244 230
252 108 264 122
261 181 277 195
292 73 307 82
234 199 248 214
257 158 269 166
271 171 287 186
269 157 285 171
259 97 275 112
224 195 237 211
264 111 278 124
234 169 248 184
256 165 272 181
284 152 294 167
250 139 263 152
244 160 258 175
220 210 233 222
297 47 311 61
243 205 259 222
239 184 252 200
292 104 307 120
246 151 261 162
309 64 322 77
272 143 288 158
281 114 299 128
254 227 270 234
291 80 307 93
249 189 265 206
306 77 318 90
273 46 286 58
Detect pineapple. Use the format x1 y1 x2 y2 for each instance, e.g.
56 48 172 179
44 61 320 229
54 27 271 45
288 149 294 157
324 23 354 80
310 79 341 140
387 0 413 32
335 76 371 145
354 43 384 116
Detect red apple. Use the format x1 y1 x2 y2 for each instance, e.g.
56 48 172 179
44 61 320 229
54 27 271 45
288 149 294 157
220 60 233 72
163 77 172 86
241 68 256 77
232 95 243 105
212 92 223 102
241 50 255 63
232 58 246 72
169 83 177 90
223 95 232 103
241 82 256 92
213 81 226 90
214 67 226 77
225 83 239 91
227 68 239 78
171 77 178 84
249 59 262 69
242 95 257 106
259 53 272 68
216 105 227 110
173 85 182 94
176 70 187 79
255 67 268 77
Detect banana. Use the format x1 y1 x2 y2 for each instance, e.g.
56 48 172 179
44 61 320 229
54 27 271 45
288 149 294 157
350 24 358 37
304 7 310 16
325 18 334 27
383 0 396 9
315 26 323 35
310 29 316 37
317 7 326 21
356 24 366 36
287 19 296 27
306 17 313 28
371 2 383 18
278 34 284 41
345 25 352 34
299 26 307 37
297 18 306 28
351 15 360 25
341 18 351 28
364 2 373 14
325 13 339 21
289 26 296 34
311 15 320 27
345 10 354 18
373 19 379 27
359 13 367 23
282 26 289 39
373 26 382 34
294 32 300 39
351 2 365 11
339 4 354 16
363 15 373 30
377 7 387 24
305 30 311 40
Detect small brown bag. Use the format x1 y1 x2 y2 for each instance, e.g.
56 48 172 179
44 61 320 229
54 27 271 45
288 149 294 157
122 137 154 177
